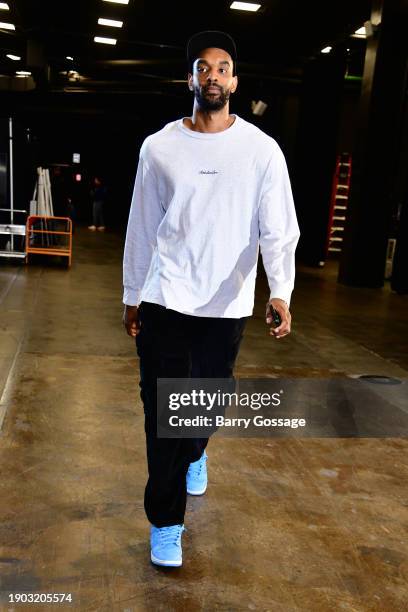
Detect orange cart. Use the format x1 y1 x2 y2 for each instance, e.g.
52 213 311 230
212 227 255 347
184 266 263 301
26 215 73 266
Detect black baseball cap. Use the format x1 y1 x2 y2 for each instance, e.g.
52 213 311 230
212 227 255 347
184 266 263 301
186 30 237 75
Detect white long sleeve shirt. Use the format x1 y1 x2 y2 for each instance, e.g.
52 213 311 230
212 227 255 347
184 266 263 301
123 114 300 318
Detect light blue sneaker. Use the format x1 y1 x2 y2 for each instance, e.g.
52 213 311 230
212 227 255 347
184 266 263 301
150 524 185 567
186 450 208 495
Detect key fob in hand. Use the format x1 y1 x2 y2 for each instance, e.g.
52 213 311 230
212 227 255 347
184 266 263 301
270 305 282 326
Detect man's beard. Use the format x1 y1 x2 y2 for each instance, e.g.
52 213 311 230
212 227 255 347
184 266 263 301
194 84 230 111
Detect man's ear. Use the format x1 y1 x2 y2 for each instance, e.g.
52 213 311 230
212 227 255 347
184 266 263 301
187 72 194 91
231 75 238 94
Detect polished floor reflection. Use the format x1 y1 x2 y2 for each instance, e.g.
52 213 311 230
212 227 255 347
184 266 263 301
0 228 407 611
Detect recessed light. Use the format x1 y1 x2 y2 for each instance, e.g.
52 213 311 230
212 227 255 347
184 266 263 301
94 36 117 45
103 0 129 4
16 70 31 76
6 54 21 61
66 56 74 61
97 18 123 28
0 20 15 29
0 3 10 10
230 1 261 12
321 46 332 54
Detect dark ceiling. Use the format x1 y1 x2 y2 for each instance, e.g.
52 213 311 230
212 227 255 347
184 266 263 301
1 0 371 95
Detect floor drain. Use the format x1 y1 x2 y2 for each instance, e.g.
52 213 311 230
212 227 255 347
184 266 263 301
358 375 402 385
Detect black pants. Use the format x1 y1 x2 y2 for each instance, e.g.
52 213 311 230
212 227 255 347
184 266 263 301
92 200 105 227
136 301 247 527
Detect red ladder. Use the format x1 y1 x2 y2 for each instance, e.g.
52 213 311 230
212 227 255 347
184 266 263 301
326 153 352 256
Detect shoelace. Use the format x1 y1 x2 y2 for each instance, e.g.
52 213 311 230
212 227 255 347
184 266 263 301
188 454 207 477
158 525 185 545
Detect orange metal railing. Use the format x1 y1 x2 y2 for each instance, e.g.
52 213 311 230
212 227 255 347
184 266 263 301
26 215 72 266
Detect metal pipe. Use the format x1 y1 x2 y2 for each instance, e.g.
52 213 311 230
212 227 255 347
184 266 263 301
8 117 14 250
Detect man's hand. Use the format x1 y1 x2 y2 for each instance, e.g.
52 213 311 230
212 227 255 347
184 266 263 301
266 298 291 339
123 305 141 337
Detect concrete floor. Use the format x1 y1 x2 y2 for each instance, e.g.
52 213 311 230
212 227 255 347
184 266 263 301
0 228 407 611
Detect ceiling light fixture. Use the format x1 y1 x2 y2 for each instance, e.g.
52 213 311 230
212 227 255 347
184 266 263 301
16 70 31 76
97 18 123 28
0 3 10 10
0 20 15 29
352 26 366 39
103 0 129 4
66 56 74 61
252 100 268 116
321 46 332 54
94 36 117 45
230 1 261 12
6 53 21 60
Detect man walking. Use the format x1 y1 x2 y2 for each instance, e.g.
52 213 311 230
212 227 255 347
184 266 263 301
123 31 300 567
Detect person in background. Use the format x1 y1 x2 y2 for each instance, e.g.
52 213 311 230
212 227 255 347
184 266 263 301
88 176 107 231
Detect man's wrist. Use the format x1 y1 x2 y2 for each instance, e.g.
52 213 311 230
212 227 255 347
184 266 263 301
270 297 288 308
